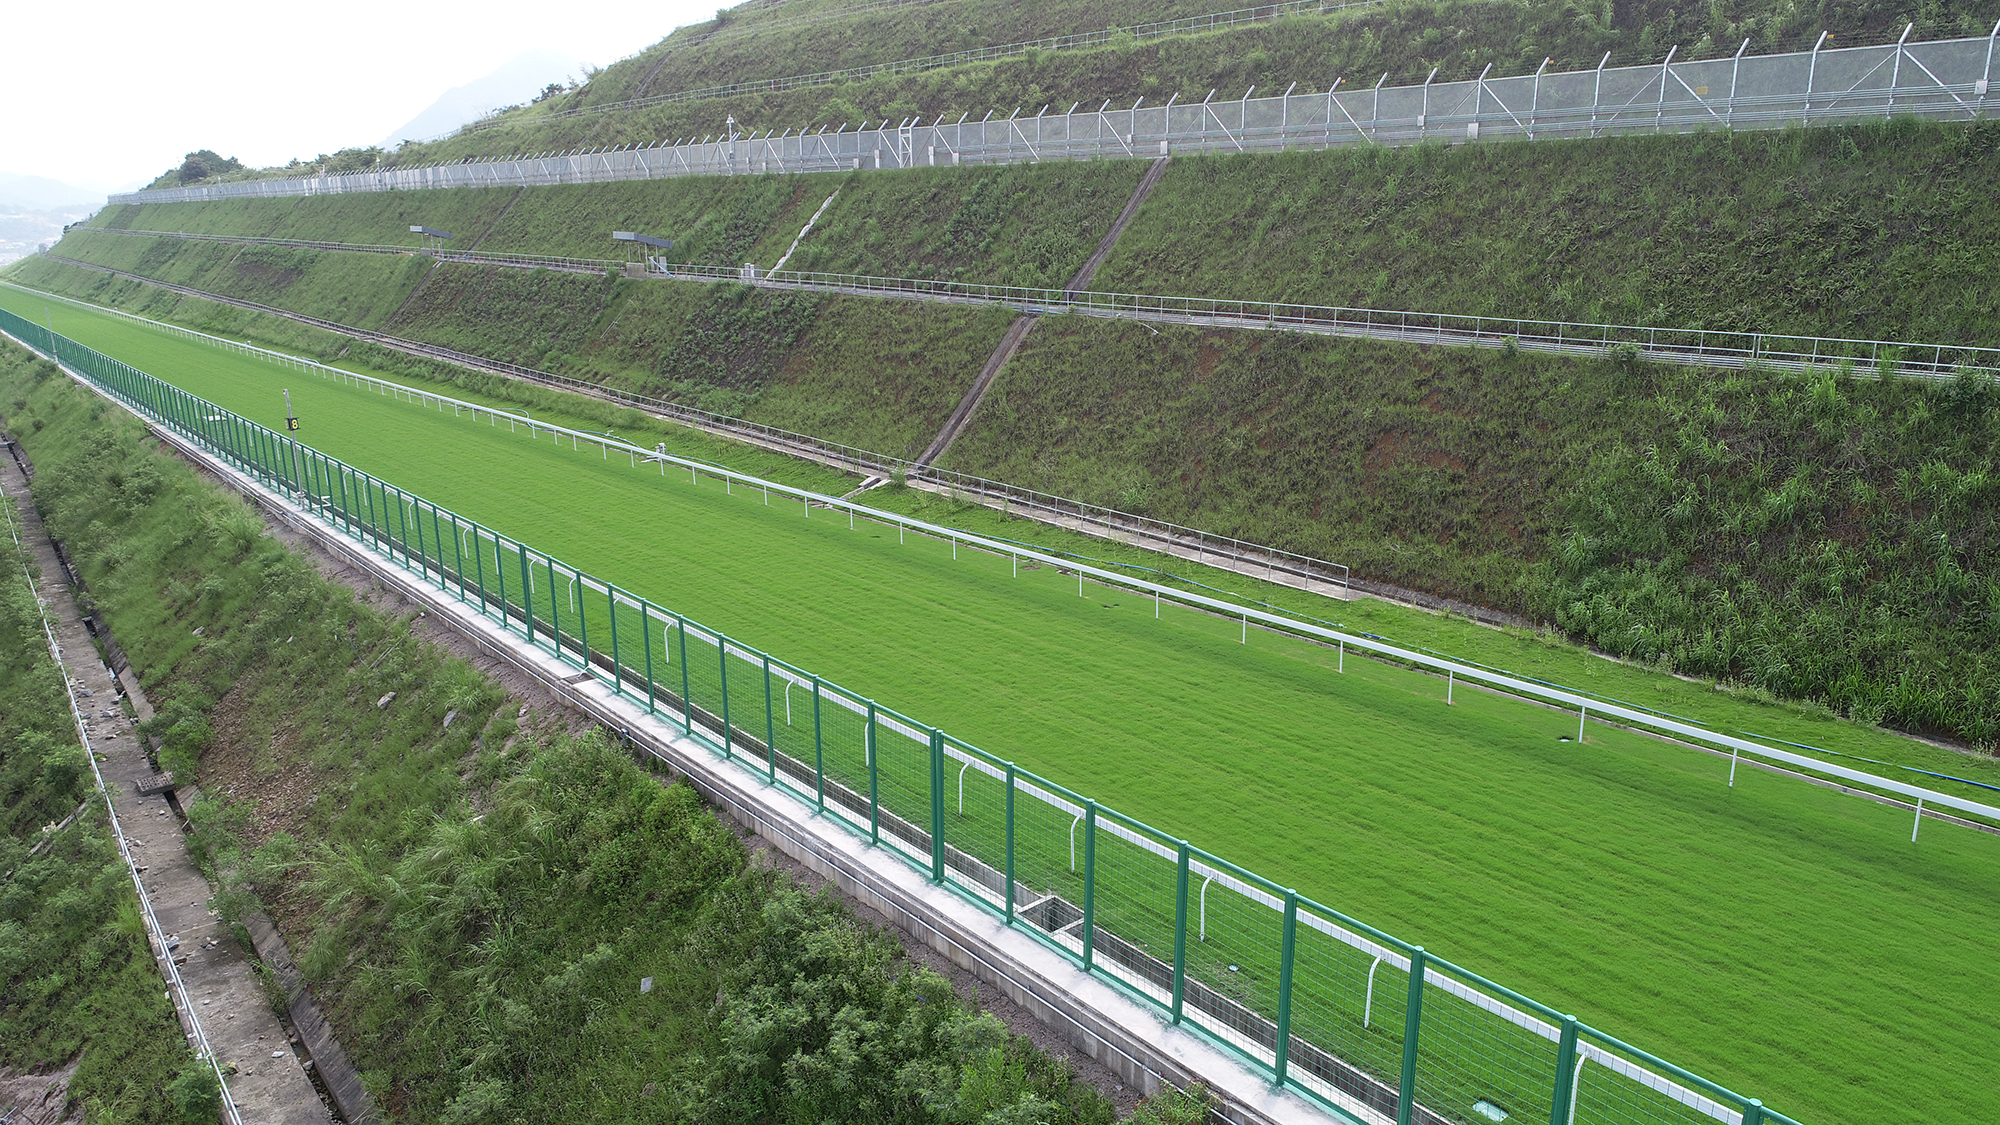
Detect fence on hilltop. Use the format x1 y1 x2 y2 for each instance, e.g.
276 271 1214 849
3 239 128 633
111 27 2000 206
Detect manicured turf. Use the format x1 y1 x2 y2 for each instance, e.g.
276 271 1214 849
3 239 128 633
10 287 2000 1125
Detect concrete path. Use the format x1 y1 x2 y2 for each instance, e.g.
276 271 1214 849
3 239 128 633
0 444 331 1125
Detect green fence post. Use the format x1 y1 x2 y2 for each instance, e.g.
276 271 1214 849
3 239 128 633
546 556 561 657
929 728 946 882
762 654 776 783
1397 947 1427 1125
608 587 623 697
412 496 427 577
1082 801 1097 972
449 513 465 600
336 465 352 535
1549 1016 1579 1125
364 477 379 549
866 701 880 844
639 603 655 714
518 543 534 643
1172 841 1190 1024
677 617 692 735
1004 763 1017 923
812 676 825 812
1740 1101 1765 1125
1275 891 1299 1085
473 524 487 613
718 632 733 759
431 507 446 588
576 571 590 668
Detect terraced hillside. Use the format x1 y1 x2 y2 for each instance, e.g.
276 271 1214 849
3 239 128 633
24 106 2000 742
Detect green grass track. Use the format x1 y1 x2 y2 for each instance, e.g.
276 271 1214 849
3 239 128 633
7 287 1998 1125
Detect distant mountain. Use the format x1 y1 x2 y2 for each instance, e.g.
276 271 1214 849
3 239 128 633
382 50 585 148
0 172 101 211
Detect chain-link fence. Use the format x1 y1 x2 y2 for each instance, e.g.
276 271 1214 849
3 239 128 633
9 303 1854 1125
113 27 2000 207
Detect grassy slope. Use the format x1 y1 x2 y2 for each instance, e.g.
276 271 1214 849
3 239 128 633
13 283 2000 1125
1097 120 2000 346
393 0 2000 162
0 348 204 1123
0 343 1119 1125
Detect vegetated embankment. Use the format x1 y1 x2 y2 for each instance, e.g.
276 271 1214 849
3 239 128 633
0 345 218 1124
0 335 1192 1125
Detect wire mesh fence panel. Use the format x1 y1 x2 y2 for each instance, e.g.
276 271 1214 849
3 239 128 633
1182 854 1286 1068
1286 909 1410 1115
1009 776 1089 960
815 684 874 835
939 737 1011 909
1572 1033 1745 1125
678 624 728 749
1413 965 1565 1125
605 594 654 704
765 661 821 793
722 642 777 777
1087 810 1181 1008
870 707 936 866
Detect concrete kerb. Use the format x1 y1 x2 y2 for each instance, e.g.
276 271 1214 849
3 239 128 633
42 339 1344 1125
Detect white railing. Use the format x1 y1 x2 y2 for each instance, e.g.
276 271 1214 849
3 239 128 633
111 26 2000 206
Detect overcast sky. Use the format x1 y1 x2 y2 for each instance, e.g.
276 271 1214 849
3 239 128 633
10 0 718 196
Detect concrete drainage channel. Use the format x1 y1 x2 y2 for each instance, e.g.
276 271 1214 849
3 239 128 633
0 438 360 1124
17 336 1337 1124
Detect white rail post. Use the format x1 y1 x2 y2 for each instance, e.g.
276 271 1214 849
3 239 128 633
1419 66 1439 139
1887 22 1913 118
1656 45 1679 132
1804 31 1831 115
1980 20 2000 115
1728 38 1751 125
1371 72 1388 140
1591 51 1611 136
1913 797 1925 842
1530 57 1551 138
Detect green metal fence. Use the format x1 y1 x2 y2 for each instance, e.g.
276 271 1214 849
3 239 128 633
5 307 1802 1125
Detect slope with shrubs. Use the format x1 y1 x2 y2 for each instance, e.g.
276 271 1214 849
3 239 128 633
0 346 215 1124
0 336 1162 1124
1096 119 2000 347
939 312 2000 744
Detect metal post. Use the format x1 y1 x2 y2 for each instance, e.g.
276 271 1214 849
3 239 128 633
718 633 732 759
1742 1101 1766 1125
763 654 776 782
1591 51 1611 136
867 701 880 844
1397 947 1427 1125
1887 23 1913 118
639 602 655 713
678 618 692 734
929 728 946 881
1172 842 1190 1022
1657 45 1678 132
1805 31 1830 115
449 513 464 600
1579 703 1587 743
518 544 534 642
547 557 561 655
1728 38 1750 125
1913 797 1925 842
1275 891 1299 1083
1549 1017 1580 1125
1081 801 1097 971
605 587 623 695
812 677 824 811
1530 57 1550 138
1004 764 1018 922
1419 67 1438 139
430 506 445 586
